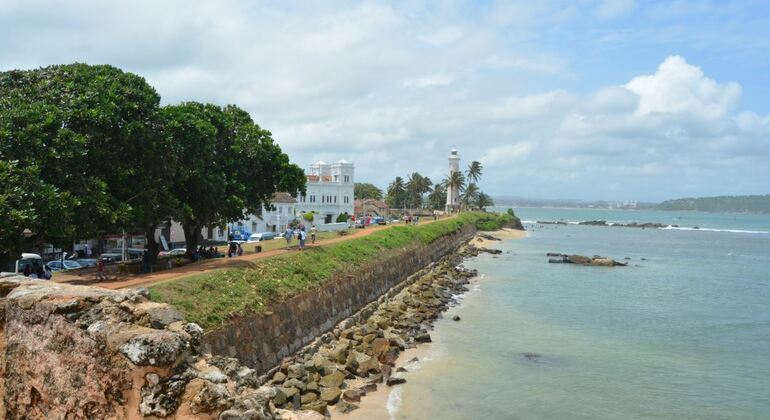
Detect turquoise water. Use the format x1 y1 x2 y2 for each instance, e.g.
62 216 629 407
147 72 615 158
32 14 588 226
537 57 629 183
393 209 770 419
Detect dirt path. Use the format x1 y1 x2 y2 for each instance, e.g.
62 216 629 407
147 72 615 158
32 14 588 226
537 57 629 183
55 217 449 290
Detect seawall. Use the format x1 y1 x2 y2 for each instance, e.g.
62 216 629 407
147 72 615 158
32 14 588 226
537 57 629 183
200 224 476 373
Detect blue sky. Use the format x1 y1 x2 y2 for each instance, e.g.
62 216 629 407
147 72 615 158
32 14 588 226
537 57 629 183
1 0 769 201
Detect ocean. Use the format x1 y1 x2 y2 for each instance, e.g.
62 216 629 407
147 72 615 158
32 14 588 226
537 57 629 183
389 208 770 419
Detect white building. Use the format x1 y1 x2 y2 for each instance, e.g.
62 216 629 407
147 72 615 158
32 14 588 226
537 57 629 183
296 160 355 224
446 149 460 212
228 193 297 235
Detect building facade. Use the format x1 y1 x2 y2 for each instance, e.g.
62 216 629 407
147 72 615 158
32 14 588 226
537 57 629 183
446 149 460 212
296 160 355 224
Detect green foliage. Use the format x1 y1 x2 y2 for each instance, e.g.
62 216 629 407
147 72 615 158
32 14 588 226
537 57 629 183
386 176 407 209
428 184 447 210
336 213 349 223
658 195 770 214
302 212 315 222
354 183 383 200
150 212 498 329
507 208 516 217
466 161 483 184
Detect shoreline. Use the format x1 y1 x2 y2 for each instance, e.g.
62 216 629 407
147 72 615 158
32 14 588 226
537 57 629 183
331 228 526 419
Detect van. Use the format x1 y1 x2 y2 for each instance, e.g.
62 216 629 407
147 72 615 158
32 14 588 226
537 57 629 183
1 253 43 277
247 232 276 242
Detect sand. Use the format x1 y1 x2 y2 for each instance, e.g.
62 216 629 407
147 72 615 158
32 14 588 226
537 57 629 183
473 228 528 248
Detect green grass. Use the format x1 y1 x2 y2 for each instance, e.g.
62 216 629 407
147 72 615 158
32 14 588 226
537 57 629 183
149 212 514 329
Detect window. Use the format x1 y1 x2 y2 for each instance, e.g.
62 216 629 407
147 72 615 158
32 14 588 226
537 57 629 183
252 222 257 231
344 175 350 183
322 196 325 203
334 196 337 203
310 195 316 203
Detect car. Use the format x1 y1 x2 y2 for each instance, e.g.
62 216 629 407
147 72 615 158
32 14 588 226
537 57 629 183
1 253 44 276
247 232 276 242
372 216 386 225
107 248 144 260
75 258 98 268
46 260 83 271
159 248 187 257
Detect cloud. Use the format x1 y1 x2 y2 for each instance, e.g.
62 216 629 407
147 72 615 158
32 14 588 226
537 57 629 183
596 0 637 20
481 143 534 166
625 55 742 118
403 74 454 89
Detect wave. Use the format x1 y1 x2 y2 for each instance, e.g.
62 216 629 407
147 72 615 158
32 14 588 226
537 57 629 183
386 387 403 420
660 226 770 234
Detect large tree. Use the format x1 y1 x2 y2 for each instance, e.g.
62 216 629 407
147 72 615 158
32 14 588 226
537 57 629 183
162 102 305 257
354 182 383 200
460 183 480 210
0 63 166 265
475 192 494 209
427 183 447 210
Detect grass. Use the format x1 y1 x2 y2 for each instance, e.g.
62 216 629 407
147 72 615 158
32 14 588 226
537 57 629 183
239 231 340 253
149 212 515 329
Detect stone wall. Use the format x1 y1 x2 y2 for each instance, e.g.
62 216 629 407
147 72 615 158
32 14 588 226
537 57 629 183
201 224 476 373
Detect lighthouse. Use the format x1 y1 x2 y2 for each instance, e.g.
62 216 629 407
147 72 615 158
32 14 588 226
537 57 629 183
446 148 460 212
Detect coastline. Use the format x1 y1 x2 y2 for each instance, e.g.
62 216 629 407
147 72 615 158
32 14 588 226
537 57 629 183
332 228 526 419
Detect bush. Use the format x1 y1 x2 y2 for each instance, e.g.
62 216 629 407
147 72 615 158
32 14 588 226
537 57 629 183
507 208 516 218
302 212 315 222
336 213 349 223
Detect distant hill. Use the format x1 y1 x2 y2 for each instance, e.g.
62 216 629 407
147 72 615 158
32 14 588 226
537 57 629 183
657 195 770 214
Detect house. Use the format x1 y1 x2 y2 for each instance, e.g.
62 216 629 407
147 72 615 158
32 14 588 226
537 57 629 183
228 192 297 235
296 160 355 224
354 199 390 217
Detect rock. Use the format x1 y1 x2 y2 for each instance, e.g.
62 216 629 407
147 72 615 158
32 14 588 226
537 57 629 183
305 381 319 393
135 302 185 329
319 387 342 404
521 352 541 361
301 392 318 404
415 332 432 343
318 370 345 388
336 400 359 414
452 315 461 321
300 399 328 415
342 388 364 402
190 382 233 414
273 387 299 406
119 330 189 366
287 363 306 379
283 378 307 392
272 371 287 384
386 376 406 386
396 367 407 373
370 337 390 359
276 408 326 420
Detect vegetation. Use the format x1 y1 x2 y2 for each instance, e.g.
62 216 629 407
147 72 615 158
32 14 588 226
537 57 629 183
354 183 383 200
0 63 305 266
658 195 770 214
386 176 407 209
335 213 350 223
149 212 516 328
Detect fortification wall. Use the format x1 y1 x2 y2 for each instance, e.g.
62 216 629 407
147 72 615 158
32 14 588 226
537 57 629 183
201 224 476 372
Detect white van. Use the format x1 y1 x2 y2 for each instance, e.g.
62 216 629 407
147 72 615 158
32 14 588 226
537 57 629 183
1 253 43 277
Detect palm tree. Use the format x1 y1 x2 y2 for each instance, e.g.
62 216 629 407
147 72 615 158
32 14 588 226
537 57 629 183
386 176 406 209
475 192 494 209
406 172 433 208
443 171 465 211
428 184 447 210
460 183 480 210
466 161 483 184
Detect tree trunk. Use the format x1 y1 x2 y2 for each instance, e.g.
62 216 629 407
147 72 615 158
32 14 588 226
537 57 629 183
144 223 160 266
182 222 201 259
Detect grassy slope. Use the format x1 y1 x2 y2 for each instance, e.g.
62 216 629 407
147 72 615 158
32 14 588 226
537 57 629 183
149 212 514 329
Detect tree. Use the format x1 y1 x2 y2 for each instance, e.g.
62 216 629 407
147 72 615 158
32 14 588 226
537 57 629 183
443 171 466 211
354 183 383 200
405 172 433 209
386 177 407 209
427 183 447 210
0 63 167 265
466 160 483 184
162 102 306 258
475 192 494 209
460 183 480 210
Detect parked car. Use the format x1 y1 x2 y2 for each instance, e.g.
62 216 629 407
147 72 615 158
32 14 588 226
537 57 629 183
75 258 98 268
107 248 145 260
372 216 386 225
46 260 83 271
160 248 187 257
247 232 276 242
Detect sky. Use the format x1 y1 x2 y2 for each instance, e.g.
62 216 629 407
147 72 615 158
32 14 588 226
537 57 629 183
1 0 769 202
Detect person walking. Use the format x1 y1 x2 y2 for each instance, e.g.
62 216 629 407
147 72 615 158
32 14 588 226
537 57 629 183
298 227 306 250
310 225 317 244
96 258 107 281
237 244 243 256
284 227 293 246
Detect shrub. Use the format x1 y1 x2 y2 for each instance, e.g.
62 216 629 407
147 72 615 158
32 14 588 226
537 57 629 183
302 212 315 222
336 213 349 223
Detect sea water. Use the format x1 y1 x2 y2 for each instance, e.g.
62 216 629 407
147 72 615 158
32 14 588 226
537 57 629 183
392 209 770 419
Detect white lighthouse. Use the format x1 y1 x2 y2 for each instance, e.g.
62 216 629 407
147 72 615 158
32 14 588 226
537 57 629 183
446 148 460 212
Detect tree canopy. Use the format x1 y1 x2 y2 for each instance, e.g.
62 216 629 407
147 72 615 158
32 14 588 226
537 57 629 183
0 63 305 266
354 182 383 200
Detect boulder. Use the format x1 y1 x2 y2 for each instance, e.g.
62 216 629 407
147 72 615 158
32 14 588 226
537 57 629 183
287 363 306 379
342 388 364 402
190 382 233 414
386 376 406 386
336 400 359 414
318 370 345 388
319 387 342 404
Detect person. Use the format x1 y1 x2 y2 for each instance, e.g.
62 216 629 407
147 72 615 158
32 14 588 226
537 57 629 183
228 242 237 257
284 227 293 245
237 244 243 256
33 262 44 279
310 225 317 244
298 227 306 250
43 264 53 280
23 264 32 277
96 258 107 281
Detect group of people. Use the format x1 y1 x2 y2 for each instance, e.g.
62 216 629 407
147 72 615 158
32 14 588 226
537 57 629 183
227 242 244 257
403 214 420 225
21 262 53 280
284 224 317 250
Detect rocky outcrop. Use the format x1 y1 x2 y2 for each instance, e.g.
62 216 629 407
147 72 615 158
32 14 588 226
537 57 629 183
0 279 279 419
546 253 627 266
